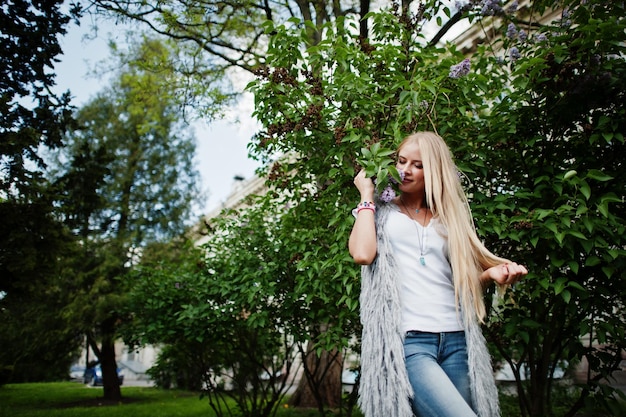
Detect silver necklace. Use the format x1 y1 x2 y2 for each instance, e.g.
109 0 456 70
400 196 428 266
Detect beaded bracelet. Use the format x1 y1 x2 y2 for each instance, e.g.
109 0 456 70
356 201 376 214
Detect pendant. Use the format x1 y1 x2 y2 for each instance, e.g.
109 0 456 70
420 256 426 266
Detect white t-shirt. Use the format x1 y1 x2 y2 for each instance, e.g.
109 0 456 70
386 203 464 333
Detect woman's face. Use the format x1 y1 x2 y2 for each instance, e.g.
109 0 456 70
396 141 425 194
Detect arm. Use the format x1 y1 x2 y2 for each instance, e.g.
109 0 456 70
348 170 378 265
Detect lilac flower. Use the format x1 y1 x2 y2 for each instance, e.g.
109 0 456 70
380 185 396 202
506 23 518 39
534 33 548 43
507 0 518 14
518 29 527 42
509 47 521 61
455 0 469 12
481 0 503 16
379 170 404 203
449 58 471 79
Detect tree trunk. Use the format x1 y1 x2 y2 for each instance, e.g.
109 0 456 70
288 342 342 411
359 0 371 39
100 320 122 401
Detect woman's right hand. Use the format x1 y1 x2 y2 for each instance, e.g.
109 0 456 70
354 169 375 201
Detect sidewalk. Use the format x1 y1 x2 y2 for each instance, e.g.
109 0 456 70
122 378 155 387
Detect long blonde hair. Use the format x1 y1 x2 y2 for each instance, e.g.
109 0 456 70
398 132 508 323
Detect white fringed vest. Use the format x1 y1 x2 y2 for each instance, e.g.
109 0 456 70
358 202 500 417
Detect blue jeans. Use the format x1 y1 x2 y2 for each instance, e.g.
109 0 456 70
404 331 477 417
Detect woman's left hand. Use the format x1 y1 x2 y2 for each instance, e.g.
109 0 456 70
483 262 528 286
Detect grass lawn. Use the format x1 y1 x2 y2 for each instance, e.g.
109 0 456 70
0 382 224 417
0 382 328 417
4 381 622 417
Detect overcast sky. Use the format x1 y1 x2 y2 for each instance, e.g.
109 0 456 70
53 18 262 217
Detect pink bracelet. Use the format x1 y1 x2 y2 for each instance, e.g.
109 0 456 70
356 201 376 214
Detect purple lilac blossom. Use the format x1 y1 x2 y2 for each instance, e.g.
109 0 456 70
481 0 503 16
509 47 521 61
507 0 518 13
455 0 469 12
535 33 548 42
380 170 404 202
380 185 395 202
561 8 572 27
449 58 471 79
518 29 527 42
506 23 517 39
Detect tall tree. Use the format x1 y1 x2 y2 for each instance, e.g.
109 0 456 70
0 0 83 383
57 37 201 401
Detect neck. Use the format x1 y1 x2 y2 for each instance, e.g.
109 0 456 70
400 193 427 211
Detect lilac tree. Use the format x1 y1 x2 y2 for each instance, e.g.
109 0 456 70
249 1 626 416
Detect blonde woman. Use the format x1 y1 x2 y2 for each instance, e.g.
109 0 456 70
349 132 527 417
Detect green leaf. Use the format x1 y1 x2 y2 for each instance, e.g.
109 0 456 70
601 266 614 278
598 202 610 217
586 169 613 182
585 256 601 267
537 209 552 220
580 182 591 200
563 170 577 180
568 230 587 240
530 236 539 247
545 222 558 235
602 132 613 142
554 277 567 295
